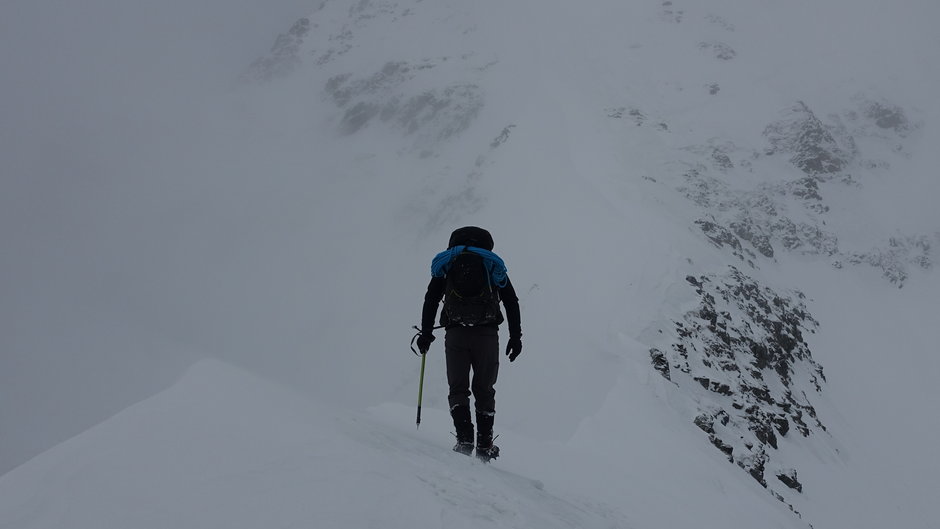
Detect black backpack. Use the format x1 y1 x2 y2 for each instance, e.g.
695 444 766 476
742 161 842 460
442 250 503 327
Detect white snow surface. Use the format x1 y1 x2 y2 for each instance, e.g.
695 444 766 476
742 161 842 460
0 360 798 529
1 0 939 528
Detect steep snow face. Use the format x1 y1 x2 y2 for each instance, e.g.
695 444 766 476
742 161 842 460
242 0 940 280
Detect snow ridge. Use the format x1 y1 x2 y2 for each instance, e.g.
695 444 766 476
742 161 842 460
0 360 630 529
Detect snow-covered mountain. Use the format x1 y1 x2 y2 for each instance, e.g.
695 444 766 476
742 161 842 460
2 0 938 528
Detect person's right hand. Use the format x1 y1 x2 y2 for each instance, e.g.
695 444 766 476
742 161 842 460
417 333 435 354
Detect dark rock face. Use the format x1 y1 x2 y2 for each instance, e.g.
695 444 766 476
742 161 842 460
673 98 931 286
244 18 311 82
652 267 825 491
325 61 483 144
730 218 774 258
771 217 839 256
862 100 911 134
764 101 853 176
706 14 735 32
326 61 419 108
650 348 671 380
776 469 803 492
696 219 752 263
786 177 827 212
845 234 936 287
490 125 516 148
386 84 484 140
680 164 841 265
738 448 769 487
711 148 734 171
660 1 684 23
699 41 737 60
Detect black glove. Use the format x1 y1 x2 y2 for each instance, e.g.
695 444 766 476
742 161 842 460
416 333 435 354
506 336 522 362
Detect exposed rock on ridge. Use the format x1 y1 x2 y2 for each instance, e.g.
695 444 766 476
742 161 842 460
243 18 312 82
764 101 855 176
326 62 483 146
668 96 931 286
650 266 825 503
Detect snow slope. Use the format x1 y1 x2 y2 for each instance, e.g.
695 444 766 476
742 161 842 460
0 360 802 529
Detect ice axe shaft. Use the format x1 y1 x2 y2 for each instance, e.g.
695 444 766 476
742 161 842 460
416 351 427 429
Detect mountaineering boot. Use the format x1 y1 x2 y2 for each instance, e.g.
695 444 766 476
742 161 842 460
475 410 499 462
451 405 474 455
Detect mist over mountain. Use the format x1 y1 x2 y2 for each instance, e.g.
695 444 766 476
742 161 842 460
2 1 939 527
0 0 322 476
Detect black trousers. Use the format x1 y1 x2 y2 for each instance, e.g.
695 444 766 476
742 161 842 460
445 326 499 414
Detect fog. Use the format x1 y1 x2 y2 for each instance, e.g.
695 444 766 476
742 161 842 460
4 0 940 483
1 0 321 475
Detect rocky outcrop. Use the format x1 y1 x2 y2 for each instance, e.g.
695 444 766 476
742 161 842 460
673 97 930 286
764 101 855 176
651 267 826 494
860 99 913 135
243 18 312 82
839 233 937 287
325 61 483 145
699 41 737 61
682 165 840 264
696 219 753 263
660 1 684 23
606 107 669 131
776 468 803 493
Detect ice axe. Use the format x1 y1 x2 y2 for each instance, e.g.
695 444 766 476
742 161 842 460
410 325 432 429
416 351 427 429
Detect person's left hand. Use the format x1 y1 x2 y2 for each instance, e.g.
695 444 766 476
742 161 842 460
506 336 522 362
